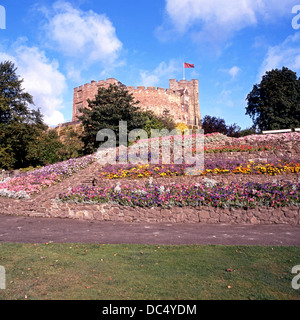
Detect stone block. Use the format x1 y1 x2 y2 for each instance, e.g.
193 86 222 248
219 214 231 223
199 210 210 220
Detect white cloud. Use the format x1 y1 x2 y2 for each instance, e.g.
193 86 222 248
139 60 180 87
258 33 300 80
0 45 67 127
228 66 240 78
161 0 297 42
44 2 122 65
165 0 256 33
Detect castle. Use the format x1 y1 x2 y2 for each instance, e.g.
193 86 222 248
71 78 201 128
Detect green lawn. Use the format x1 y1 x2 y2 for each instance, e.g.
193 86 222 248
0 243 299 300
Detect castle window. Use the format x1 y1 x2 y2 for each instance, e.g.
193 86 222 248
76 103 83 114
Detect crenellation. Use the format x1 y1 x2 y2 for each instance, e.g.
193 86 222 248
126 86 165 92
97 80 105 86
106 78 118 84
74 79 118 91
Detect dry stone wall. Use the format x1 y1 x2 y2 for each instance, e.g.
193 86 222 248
0 195 298 225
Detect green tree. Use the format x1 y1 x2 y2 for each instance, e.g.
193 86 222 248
56 126 84 160
0 60 64 169
201 115 241 137
239 126 258 137
0 61 33 124
26 129 63 167
0 61 36 169
158 108 176 132
78 84 146 154
140 110 167 138
246 67 300 131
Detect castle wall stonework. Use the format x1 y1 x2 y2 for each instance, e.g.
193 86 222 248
72 78 201 127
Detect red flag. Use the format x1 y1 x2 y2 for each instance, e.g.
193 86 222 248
184 62 194 68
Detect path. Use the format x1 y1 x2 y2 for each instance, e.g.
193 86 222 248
0 214 299 246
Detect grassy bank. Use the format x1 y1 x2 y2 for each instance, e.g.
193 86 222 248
0 243 299 300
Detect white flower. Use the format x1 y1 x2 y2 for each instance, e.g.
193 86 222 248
133 189 147 195
159 185 165 193
0 177 11 184
0 188 30 199
114 182 121 193
203 177 217 188
148 177 153 186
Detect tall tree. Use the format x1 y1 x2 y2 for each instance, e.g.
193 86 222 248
0 61 34 168
0 61 33 124
0 61 64 169
246 67 300 131
78 84 146 154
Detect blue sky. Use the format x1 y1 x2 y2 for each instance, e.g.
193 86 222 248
1 0 300 128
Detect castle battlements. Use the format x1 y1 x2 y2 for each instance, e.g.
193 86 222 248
74 80 183 96
125 86 183 98
74 78 119 92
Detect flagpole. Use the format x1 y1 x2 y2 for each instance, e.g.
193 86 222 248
183 62 185 80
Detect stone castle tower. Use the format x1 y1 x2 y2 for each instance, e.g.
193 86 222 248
72 78 201 127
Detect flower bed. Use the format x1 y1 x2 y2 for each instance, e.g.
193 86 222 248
58 180 300 209
101 158 300 179
111 132 298 171
137 132 229 145
203 145 274 153
233 132 300 145
101 163 187 179
0 155 94 198
203 159 300 175
136 132 300 149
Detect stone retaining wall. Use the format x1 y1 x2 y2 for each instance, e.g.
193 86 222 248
0 196 298 225
208 134 300 153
